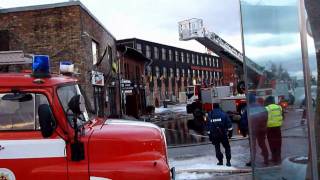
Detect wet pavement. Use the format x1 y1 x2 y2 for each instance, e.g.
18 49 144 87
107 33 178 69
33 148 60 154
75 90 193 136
155 116 210 146
130 103 311 179
152 104 241 146
151 104 310 179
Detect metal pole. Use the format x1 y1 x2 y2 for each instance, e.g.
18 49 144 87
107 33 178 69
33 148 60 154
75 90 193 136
118 53 123 118
238 1 256 179
298 0 318 179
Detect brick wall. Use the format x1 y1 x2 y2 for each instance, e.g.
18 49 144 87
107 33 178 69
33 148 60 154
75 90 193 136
78 7 119 116
0 3 119 116
121 56 145 84
0 6 82 72
222 58 236 86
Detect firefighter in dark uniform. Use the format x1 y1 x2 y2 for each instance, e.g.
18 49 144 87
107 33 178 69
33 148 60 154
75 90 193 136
206 103 233 166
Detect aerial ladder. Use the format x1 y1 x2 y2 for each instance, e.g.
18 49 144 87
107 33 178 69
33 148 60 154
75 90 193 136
178 18 263 76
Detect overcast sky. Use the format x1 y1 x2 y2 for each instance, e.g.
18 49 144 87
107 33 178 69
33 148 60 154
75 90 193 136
240 2 317 78
1 0 317 78
0 0 242 53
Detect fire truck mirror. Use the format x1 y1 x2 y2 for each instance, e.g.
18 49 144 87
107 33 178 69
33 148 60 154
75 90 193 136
38 104 56 138
68 95 82 115
71 141 85 161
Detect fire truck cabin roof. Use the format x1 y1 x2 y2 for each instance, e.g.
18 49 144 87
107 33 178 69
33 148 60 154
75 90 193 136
0 73 77 87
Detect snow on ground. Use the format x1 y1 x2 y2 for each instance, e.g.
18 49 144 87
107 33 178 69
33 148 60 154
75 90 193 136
155 103 187 114
170 155 239 172
169 143 250 171
175 172 214 180
170 155 249 180
169 143 251 180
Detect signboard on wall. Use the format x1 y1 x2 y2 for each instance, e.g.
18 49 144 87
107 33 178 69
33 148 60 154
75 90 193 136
91 71 104 86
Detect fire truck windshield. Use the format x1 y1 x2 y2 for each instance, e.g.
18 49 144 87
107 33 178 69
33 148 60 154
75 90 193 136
57 84 90 126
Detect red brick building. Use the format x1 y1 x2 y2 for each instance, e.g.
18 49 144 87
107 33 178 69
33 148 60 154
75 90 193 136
117 38 237 106
221 57 238 86
0 1 120 116
117 45 151 117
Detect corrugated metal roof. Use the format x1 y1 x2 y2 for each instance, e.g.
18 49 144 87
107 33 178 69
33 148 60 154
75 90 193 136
0 51 32 65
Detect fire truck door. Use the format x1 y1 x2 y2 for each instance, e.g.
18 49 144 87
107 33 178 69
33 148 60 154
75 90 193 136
0 93 68 180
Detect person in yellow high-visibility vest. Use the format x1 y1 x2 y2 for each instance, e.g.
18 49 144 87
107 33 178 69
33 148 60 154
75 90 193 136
265 96 283 165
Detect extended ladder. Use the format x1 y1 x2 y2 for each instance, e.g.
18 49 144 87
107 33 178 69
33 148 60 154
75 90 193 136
178 18 263 75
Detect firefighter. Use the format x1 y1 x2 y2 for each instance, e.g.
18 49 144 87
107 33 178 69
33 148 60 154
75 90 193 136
206 103 233 166
265 96 283 165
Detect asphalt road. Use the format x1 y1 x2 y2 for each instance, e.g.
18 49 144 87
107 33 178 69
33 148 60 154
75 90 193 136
167 106 309 179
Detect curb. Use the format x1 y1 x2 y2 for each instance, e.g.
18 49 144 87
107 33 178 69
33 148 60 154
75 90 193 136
213 173 252 180
176 168 252 174
168 136 248 149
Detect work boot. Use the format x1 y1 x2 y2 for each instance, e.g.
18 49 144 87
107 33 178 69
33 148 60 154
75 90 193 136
226 161 231 167
245 161 251 166
217 161 223 166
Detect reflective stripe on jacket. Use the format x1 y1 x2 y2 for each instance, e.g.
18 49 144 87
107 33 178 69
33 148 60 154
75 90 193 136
266 104 283 127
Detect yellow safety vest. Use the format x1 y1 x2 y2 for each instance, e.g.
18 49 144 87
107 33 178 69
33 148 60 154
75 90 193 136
266 104 283 127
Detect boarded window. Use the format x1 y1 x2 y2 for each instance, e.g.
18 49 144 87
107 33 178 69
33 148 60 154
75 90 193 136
0 30 9 51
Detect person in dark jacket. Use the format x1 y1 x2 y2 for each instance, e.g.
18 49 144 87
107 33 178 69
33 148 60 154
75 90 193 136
240 93 269 166
206 103 233 166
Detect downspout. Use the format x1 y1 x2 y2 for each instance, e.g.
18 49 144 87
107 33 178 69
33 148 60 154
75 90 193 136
118 46 127 117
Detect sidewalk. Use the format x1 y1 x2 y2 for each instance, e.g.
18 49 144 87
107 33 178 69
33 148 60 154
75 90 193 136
211 173 252 180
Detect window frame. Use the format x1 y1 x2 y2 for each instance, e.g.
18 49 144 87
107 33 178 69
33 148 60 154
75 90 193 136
168 50 173 61
186 53 190 63
154 47 159 59
92 40 99 65
56 83 93 128
181 52 184 63
0 92 54 132
136 43 142 53
161 48 166 60
146 45 151 58
155 66 160 78
192 54 195 64
175 51 179 62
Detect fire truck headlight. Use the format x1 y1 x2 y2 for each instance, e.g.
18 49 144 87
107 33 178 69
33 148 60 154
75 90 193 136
161 128 169 164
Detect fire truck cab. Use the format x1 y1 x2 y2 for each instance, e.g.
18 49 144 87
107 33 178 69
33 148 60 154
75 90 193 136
0 56 172 180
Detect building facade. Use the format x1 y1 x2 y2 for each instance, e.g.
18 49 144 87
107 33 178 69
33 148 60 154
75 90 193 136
117 45 150 117
0 1 120 116
117 38 237 106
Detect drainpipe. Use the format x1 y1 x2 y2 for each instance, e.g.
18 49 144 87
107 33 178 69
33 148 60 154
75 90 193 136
118 46 127 118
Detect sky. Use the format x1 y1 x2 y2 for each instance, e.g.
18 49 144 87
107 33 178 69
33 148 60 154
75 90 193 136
0 0 243 54
1 0 317 78
240 2 317 78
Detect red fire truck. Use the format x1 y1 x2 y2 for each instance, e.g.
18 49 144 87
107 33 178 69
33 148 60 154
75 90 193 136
0 56 173 180
186 85 246 118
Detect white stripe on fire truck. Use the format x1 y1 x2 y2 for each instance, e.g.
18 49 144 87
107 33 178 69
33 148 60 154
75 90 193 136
90 177 112 180
0 139 66 159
